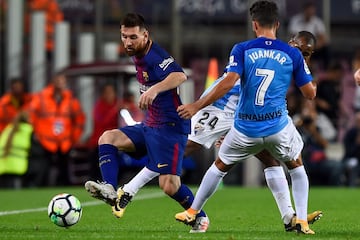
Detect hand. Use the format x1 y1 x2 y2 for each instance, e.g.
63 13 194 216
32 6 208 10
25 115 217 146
355 68 360 86
215 135 225 148
138 87 158 110
177 103 199 119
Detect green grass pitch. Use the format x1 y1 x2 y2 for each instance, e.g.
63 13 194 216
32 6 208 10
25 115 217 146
0 186 359 239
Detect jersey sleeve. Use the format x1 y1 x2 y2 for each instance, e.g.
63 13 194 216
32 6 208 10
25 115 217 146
227 43 244 77
292 49 313 87
153 56 184 81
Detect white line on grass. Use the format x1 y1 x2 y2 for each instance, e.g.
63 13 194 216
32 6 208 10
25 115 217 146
0 191 165 217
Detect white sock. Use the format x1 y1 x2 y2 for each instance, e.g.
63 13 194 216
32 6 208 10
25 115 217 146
289 165 309 222
122 167 159 196
264 166 295 224
191 163 227 211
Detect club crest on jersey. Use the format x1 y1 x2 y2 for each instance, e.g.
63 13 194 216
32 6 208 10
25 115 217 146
142 71 149 82
194 123 205 135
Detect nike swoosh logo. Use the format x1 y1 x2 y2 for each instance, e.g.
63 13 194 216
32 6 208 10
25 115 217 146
157 163 168 168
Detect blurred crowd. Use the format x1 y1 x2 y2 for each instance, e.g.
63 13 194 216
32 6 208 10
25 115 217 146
1 1 360 188
0 71 145 188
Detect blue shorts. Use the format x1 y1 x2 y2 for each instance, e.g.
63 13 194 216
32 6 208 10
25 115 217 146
121 123 187 176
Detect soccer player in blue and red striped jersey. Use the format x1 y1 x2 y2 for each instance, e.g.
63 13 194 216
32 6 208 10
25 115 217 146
85 13 209 232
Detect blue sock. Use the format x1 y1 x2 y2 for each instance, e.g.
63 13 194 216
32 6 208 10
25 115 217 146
98 144 120 189
171 184 206 217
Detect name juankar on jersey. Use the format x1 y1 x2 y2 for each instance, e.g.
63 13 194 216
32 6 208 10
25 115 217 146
248 50 286 65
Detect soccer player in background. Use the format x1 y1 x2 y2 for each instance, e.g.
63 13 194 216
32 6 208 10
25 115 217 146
85 13 209 233
176 0 317 235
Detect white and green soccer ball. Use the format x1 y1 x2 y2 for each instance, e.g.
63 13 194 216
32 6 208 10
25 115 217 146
48 193 82 227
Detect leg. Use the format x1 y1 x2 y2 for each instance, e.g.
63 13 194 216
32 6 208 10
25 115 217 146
184 140 203 157
159 174 206 219
175 157 231 224
157 159 209 232
98 129 137 188
267 120 318 234
85 127 141 205
112 167 159 218
256 150 296 227
285 156 315 234
258 150 323 231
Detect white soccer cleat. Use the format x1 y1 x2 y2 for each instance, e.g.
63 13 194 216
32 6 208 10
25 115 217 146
190 216 210 233
84 181 118 206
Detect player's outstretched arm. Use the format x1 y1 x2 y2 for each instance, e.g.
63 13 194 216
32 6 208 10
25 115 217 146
299 81 317 100
177 72 239 119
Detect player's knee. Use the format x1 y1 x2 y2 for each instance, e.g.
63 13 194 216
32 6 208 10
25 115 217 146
159 176 181 196
284 159 303 169
98 129 122 145
160 183 177 196
214 158 232 172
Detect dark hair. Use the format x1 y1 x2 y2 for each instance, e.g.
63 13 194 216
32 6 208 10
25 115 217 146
303 1 315 10
249 1 279 28
9 77 23 86
100 83 115 93
295 31 317 48
53 68 67 77
121 13 146 30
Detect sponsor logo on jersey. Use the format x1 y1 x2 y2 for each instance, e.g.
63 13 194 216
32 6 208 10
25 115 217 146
159 57 174 70
157 163 168 168
238 109 283 121
229 55 238 67
303 60 311 74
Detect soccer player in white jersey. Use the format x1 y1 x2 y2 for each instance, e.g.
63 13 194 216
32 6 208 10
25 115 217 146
176 0 317 235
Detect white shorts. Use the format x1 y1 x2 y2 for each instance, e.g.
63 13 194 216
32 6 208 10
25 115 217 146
219 116 304 165
188 105 234 149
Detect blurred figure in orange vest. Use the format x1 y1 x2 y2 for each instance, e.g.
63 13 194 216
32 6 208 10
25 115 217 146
28 70 85 186
26 0 63 55
0 78 32 132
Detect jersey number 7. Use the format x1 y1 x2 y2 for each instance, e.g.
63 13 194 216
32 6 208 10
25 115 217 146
255 68 275 106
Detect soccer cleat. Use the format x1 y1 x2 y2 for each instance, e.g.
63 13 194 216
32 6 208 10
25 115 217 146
307 210 323 224
84 181 117 206
284 210 323 232
112 188 133 218
189 216 210 233
295 220 315 234
175 210 197 226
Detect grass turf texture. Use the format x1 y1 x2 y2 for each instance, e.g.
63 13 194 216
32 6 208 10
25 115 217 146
0 186 359 240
